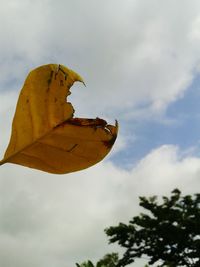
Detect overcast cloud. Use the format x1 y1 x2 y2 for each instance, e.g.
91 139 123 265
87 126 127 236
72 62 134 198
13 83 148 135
0 1 200 267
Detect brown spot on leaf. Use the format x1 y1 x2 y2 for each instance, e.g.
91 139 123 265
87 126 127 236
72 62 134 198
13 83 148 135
67 117 108 128
67 144 78 152
103 133 117 149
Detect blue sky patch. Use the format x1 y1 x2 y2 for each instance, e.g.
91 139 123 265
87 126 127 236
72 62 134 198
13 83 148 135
111 74 200 168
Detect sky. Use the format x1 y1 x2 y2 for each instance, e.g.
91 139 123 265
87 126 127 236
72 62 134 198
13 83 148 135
0 0 200 266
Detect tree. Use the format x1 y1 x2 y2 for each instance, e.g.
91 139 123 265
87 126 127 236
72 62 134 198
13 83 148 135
96 253 119 267
76 260 95 267
105 189 200 267
76 253 119 267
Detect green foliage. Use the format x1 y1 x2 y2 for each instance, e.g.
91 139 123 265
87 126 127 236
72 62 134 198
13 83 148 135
76 253 119 267
96 253 119 267
105 189 200 267
76 260 95 267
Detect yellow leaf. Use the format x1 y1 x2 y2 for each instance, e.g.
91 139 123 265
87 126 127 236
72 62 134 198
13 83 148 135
0 64 118 174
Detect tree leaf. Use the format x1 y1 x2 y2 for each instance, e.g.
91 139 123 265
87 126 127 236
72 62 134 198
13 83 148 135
0 64 118 174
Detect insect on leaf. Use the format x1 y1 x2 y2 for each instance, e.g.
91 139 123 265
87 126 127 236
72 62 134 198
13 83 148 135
0 64 118 174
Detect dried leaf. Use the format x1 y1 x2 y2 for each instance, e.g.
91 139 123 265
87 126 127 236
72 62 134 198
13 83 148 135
0 64 118 174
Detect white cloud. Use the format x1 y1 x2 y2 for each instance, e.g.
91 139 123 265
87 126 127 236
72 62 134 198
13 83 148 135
0 0 200 119
1 1 200 266
0 145 200 266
